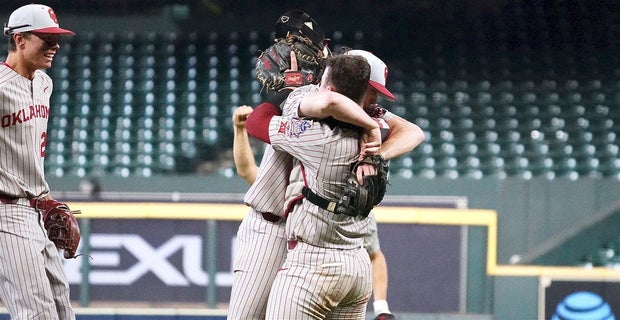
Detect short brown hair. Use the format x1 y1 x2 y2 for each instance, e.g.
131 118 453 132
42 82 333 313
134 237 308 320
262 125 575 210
6 32 33 52
324 55 370 104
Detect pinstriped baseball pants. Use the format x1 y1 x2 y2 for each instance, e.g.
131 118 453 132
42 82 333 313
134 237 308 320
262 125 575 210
227 209 287 320
265 241 372 320
0 202 75 320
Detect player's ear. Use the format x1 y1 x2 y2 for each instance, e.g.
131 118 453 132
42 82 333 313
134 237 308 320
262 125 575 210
13 33 25 46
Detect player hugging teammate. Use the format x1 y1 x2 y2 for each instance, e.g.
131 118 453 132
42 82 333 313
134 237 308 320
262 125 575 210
228 9 424 320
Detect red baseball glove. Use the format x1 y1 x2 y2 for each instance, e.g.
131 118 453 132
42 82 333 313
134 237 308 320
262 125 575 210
36 199 81 259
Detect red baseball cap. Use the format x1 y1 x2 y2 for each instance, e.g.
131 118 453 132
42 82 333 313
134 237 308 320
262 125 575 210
4 4 74 36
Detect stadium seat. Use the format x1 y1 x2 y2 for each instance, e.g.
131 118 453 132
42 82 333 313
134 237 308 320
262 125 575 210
38 27 620 179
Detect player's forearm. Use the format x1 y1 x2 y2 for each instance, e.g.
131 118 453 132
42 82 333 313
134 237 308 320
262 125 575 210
300 91 378 131
380 117 425 160
233 128 258 185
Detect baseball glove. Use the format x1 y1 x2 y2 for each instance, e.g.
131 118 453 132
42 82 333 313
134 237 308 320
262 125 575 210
36 199 81 259
255 33 326 92
336 155 389 218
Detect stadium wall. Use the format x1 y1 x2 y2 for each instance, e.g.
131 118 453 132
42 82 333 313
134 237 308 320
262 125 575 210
49 175 620 267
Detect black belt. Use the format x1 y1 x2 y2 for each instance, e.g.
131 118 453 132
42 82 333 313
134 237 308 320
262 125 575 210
302 187 339 213
261 211 281 222
0 194 39 208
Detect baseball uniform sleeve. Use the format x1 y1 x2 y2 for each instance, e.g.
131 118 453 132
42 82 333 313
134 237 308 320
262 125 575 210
281 85 318 118
245 102 281 143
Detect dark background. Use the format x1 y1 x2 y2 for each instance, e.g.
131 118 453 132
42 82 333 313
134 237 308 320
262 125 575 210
5 0 620 75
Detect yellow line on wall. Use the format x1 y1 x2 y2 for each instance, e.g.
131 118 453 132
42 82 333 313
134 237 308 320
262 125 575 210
493 265 620 279
68 202 249 220
69 202 497 225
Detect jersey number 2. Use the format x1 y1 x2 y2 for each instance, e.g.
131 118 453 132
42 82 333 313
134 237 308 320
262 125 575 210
40 132 47 157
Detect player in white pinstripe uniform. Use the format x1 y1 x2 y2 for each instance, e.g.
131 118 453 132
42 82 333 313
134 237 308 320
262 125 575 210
229 48 423 318
227 11 325 320
245 54 379 319
0 4 76 319
231 50 424 319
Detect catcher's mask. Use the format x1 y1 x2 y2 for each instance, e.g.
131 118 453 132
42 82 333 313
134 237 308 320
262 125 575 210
275 9 326 50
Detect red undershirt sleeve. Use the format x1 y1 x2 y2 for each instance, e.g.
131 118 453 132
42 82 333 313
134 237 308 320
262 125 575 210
245 102 281 144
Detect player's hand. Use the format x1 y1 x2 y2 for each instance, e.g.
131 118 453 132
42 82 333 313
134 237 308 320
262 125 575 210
355 162 376 185
360 127 381 158
289 50 298 72
283 50 303 89
358 127 381 184
232 105 253 129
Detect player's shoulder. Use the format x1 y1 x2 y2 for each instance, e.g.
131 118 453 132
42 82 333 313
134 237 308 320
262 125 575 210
282 84 319 116
35 70 54 89
34 70 52 82
288 84 319 99
0 63 18 85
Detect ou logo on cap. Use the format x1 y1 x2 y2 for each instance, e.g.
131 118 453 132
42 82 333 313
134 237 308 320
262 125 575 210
48 8 59 24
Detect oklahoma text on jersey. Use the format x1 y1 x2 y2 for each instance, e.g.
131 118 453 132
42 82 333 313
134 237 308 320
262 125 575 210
1 104 50 128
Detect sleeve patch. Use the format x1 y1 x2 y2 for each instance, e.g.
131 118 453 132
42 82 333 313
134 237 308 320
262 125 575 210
277 119 312 137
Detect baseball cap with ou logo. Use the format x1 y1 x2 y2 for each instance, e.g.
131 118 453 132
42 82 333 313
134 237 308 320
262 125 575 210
345 50 396 101
4 4 74 36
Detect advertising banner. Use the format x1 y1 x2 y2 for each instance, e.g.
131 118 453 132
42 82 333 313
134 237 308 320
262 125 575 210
65 217 462 312
544 279 620 319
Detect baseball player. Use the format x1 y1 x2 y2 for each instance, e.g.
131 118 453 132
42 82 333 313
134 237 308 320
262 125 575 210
227 11 326 320
0 4 76 319
230 49 422 319
246 54 379 318
228 9 424 319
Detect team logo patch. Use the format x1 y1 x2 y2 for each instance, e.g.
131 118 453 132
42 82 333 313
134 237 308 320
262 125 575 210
277 119 311 137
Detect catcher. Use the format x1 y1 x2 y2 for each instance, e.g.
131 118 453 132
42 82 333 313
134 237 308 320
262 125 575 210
255 9 329 92
254 10 388 219
228 10 332 320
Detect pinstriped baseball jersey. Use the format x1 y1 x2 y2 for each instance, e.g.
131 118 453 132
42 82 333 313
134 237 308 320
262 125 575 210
265 85 372 319
284 163 380 254
272 85 370 249
243 145 293 217
0 63 51 198
0 64 74 319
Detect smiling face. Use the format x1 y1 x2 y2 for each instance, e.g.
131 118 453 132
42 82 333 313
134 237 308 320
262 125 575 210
22 32 61 70
7 31 61 78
